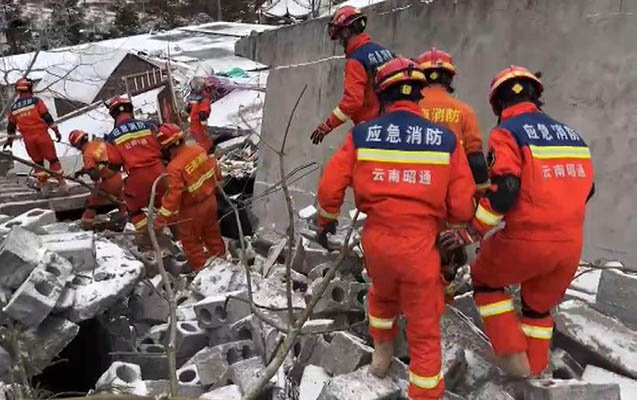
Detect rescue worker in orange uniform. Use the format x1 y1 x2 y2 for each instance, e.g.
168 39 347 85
183 80 213 153
440 66 595 378
310 6 394 144
154 123 226 272
69 130 126 229
105 96 166 231
317 57 475 399
4 78 67 195
416 48 489 190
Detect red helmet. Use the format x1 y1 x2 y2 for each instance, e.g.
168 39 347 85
374 57 427 94
489 65 543 114
156 123 184 149
416 47 456 75
15 78 33 92
107 96 133 118
328 6 366 40
69 129 89 149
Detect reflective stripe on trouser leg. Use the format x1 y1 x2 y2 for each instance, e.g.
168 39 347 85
131 213 148 231
367 284 399 342
409 370 443 396
474 289 526 355
521 315 553 375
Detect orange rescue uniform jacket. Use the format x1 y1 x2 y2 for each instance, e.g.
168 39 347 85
325 34 394 130
7 95 55 139
187 94 211 134
471 102 594 240
157 144 222 222
105 117 162 172
318 101 475 236
82 140 121 180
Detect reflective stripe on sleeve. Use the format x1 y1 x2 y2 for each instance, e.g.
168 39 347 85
522 324 553 340
474 203 503 227
318 205 339 220
409 370 443 390
187 168 216 193
158 207 174 218
332 107 350 122
478 299 515 318
134 217 148 230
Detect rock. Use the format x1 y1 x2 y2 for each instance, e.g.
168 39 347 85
95 361 147 396
0 227 43 289
23 316 78 373
0 208 56 234
3 251 72 327
551 348 584 379
524 379 620 400
65 239 144 322
554 300 637 379
321 331 372 376
318 365 400 400
594 267 637 330
200 384 242 400
144 379 204 398
468 381 515 399
583 365 637 400
228 356 265 392
129 275 169 324
40 231 96 272
194 290 251 329
176 321 209 362
300 365 330 400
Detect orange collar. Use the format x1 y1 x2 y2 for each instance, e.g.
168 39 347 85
501 102 540 121
345 33 372 56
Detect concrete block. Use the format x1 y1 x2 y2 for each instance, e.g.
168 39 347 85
3 251 73 327
196 351 229 386
186 340 256 370
228 356 265 393
468 381 515 399
293 334 330 382
207 325 236 347
200 384 242 400
347 281 368 311
22 316 79 373
583 365 637 400
176 321 209 362
318 365 401 400
524 379 620 400
144 379 204 398
129 276 169 324
65 239 144 322
307 263 331 281
119 343 168 380
309 278 351 315
263 238 287 276
0 208 56 234
554 300 637 379
40 231 96 272
177 363 202 386
300 365 330 400
292 237 311 275
595 268 637 330
95 361 147 395
321 331 373 376
53 284 75 313
551 348 584 379
194 290 251 329
0 227 43 289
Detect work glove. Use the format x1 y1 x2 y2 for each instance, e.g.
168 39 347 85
310 122 332 145
439 225 480 253
317 219 337 249
2 136 14 151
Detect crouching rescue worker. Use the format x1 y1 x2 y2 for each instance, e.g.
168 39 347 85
69 129 126 230
105 96 166 232
4 78 67 195
416 48 489 191
154 123 226 272
310 6 394 144
183 78 214 153
439 66 595 378
316 57 475 399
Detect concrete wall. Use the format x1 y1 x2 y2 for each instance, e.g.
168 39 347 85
250 0 637 264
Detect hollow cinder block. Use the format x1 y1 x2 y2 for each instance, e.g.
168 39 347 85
194 290 251 329
176 321 209 362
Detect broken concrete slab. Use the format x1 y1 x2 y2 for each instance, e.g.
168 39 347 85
0 208 56 234
263 237 287 276
321 331 372 376
196 351 229 386
23 316 79 374
300 365 330 400
452 292 484 331
0 227 43 289
95 361 147 396
551 348 584 379
40 231 96 272
524 379 620 400
144 379 204 398
554 300 637 379
583 365 637 400
200 384 242 400
442 340 468 390
191 259 247 298
228 356 266 393
595 267 637 331
194 290 251 329
468 381 515 399
291 334 330 383
65 239 144 322
318 365 400 400
291 237 311 275
3 251 73 327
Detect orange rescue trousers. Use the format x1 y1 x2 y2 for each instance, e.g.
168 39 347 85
178 196 225 271
363 227 445 400
24 134 63 184
471 232 581 375
124 162 166 231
